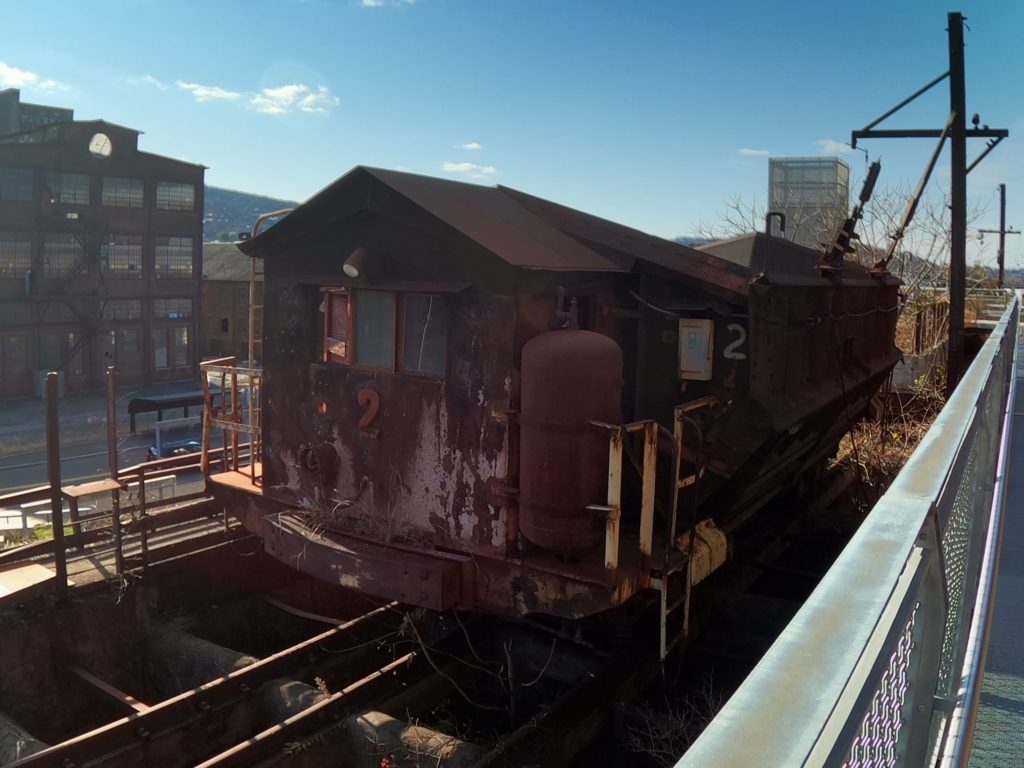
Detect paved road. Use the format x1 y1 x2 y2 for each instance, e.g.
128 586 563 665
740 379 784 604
0 428 207 494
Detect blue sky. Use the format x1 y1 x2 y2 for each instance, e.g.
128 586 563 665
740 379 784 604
3 0 1023 265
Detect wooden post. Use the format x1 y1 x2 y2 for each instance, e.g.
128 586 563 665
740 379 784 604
45 372 67 600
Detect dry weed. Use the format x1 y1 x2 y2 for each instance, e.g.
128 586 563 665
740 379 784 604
833 378 945 503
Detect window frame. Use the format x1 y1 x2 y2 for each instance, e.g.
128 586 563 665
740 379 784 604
101 176 144 208
321 288 448 379
155 181 195 212
0 167 33 202
0 232 32 277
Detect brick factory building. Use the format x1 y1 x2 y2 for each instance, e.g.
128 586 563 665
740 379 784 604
0 88 204 397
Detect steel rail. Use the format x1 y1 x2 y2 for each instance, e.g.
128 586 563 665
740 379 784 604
194 651 418 767
939 323 1017 766
675 296 1018 767
11 601 400 767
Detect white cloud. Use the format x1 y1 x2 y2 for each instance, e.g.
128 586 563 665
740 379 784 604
816 139 854 155
176 80 243 102
251 83 339 114
442 161 497 177
175 78 339 115
362 0 415 6
455 141 482 150
0 61 68 91
738 148 769 157
133 75 168 91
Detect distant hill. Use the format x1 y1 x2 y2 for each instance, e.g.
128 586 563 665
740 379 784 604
204 186 299 242
674 235 713 248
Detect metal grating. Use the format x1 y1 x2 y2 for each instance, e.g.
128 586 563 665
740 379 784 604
938 438 979 692
843 603 920 768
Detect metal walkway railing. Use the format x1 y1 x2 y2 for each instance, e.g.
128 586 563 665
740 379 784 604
676 295 1019 768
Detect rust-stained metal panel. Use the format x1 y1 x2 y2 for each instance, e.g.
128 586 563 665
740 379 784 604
264 514 465 612
519 329 622 555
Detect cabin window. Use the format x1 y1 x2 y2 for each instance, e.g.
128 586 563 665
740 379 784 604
353 289 396 369
401 293 448 375
321 289 448 376
324 291 351 364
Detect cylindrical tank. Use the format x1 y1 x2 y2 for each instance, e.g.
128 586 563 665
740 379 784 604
519 329 622 554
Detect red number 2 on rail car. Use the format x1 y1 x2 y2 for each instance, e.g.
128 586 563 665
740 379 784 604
357 388 380 432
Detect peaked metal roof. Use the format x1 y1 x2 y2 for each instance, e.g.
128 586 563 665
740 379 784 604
235 166 752 296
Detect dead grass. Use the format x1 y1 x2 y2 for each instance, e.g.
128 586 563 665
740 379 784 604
833 379 945 505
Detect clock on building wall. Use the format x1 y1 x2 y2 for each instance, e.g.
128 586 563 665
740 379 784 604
88 132 113 159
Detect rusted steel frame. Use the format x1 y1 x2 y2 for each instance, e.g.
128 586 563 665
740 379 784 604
0 499 217 568
856 70 950 135
879 112 955 270
220 368 229 472
207 418 258 434
76 495 213 530
639 421 657 564
230 368 239 472
263 596 344 625
106 366 118 482
200 364 212 477
111 489 124 575
67 496 82 551
123 498 219 533
69 666 149 714
137 474 148 569
586 422 623 570
194 652 418 768
121 528 250 571
13 601 399 768
0 485 49 507
45 372 67 601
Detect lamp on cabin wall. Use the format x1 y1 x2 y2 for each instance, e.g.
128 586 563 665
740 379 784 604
343 246 368 279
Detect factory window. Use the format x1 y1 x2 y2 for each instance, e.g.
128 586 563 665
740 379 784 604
155 181 195 211
154 327 189 369
0 302 32 325
102 176 144 208
0 232 32 277
39 332 61 370
321 289 447 376
0 167 33 201
43 233 83 278
154 298 192 319
104 234 143 278
66 332 85 376
103 299 142 321
154 236 194 277
46 171 90 204
122 328 139 354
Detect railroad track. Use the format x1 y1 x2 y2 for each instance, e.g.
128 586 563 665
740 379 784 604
1 540 625 768
0 465 863 768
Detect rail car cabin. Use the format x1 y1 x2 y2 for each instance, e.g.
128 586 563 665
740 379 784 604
204 166 900 621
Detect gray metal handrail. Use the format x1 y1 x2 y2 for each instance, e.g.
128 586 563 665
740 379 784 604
676 294 1018 768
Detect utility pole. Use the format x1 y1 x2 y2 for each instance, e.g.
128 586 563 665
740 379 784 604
977 184 1021 288
851 11 1009 398
947 12 967 397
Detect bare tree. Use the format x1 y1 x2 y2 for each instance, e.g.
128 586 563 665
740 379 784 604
692 182 992 300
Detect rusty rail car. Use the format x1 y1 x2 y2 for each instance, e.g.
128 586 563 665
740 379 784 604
202 167 900 649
